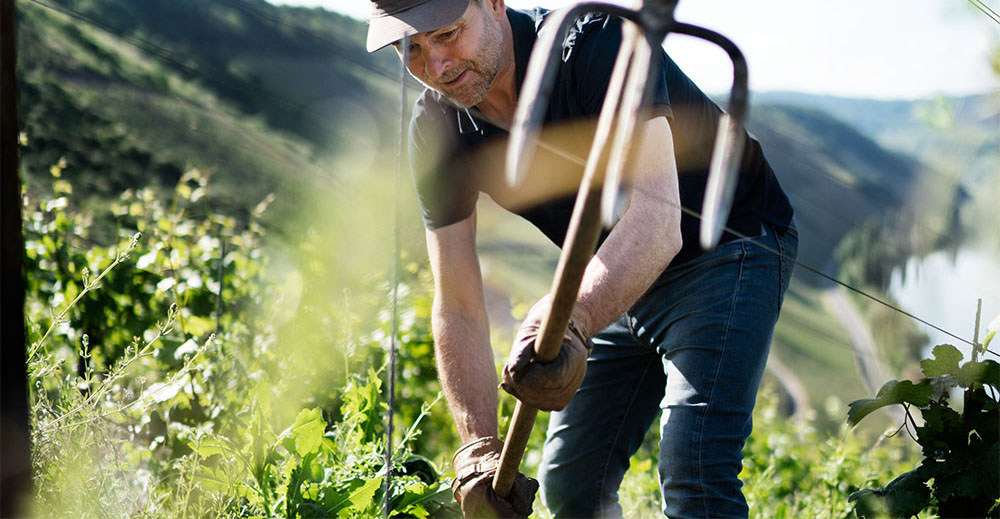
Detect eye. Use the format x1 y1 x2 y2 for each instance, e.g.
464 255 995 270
394 41 420 57
437 28 459 42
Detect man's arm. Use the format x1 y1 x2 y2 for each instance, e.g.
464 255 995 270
425 210 499 443
500 116 683 411
574 116 683 336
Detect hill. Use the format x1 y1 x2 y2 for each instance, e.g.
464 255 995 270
15 0 960 427
754 91 999 190
16 0 407 231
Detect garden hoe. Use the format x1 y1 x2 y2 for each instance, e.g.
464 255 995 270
493 0 750 498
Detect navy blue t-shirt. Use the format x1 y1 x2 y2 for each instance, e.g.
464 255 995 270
409 7 794 267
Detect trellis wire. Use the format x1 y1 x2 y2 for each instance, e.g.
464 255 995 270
24 0 996 400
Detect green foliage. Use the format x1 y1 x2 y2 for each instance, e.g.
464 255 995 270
847 380 933 427
612 383 923 519
25 166 458 518
848 344 1000 518
738 387 922 519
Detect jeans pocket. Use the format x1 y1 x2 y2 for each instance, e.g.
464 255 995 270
774 224 798 310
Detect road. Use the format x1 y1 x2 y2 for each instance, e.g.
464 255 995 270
821 281 905 422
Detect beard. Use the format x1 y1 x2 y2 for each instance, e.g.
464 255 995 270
427 64 494 108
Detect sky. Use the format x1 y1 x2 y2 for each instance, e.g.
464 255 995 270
273 0 999 100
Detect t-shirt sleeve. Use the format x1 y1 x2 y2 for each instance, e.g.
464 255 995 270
569 15 672 120
408 95 478 229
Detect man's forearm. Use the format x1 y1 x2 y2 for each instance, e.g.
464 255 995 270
575 193 681 336
432 304 499 443
574 117 683 336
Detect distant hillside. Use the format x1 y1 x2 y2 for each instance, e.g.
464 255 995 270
754 91 999 190
16 0 405 228
22 0 404 144
746 103 924 274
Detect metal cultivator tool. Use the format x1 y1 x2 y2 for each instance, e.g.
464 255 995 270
492 0 751 497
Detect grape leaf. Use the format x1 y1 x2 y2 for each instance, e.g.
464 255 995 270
849 468 931 519
956 360 1000 388
848 379 933 426
921 344 963 377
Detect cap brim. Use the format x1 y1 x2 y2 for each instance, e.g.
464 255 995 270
366 0 470 52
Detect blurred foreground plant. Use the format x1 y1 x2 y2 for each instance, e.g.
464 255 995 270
24 163 458 518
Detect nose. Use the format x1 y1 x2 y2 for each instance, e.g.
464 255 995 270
424 48 453 81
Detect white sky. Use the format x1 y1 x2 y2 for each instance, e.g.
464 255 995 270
273 0 999 100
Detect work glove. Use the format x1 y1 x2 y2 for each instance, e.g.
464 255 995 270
500 297 593 411
452 437 539 518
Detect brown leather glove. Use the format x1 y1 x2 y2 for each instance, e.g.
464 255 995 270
452 437 538 518
500 297 593 411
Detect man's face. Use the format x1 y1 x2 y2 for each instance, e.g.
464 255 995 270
395 0 504 108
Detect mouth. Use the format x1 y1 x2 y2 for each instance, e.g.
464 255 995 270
442 70 468 87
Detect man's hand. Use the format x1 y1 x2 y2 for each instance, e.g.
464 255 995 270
452 437 539 518
500 296 593 411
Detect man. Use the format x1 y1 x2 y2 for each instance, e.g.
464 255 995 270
366 0 797 517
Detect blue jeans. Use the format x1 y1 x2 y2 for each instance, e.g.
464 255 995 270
538 223 797 519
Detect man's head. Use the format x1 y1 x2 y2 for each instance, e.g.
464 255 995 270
367 0 508 108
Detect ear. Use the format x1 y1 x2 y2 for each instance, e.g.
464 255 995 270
486 0 506 20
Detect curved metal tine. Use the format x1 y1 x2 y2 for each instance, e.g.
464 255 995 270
506 2 636 187
671 23 749 250
601 27 654 227
529 11 639 362
700 113 744 249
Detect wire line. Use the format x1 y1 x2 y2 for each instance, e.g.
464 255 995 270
23 0 993 363
967 0 1000 24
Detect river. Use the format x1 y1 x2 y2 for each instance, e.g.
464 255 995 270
888 245 1000 359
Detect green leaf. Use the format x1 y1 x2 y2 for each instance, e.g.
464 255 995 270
53 179 73 195
401 455 439 485
317 486 349 514
395 483 454 519
185 315 215 337
848 379 933 426
921 344 964 377
849 488 886 519
192 466 232 493
882 468 932 515
933 466 982 500
279 408 327 457
849 469 931 519
189 436 231 460
914 403 962 450
348 477 382 511
956 360 1000 388
326 477 383 516
295 502 327 518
